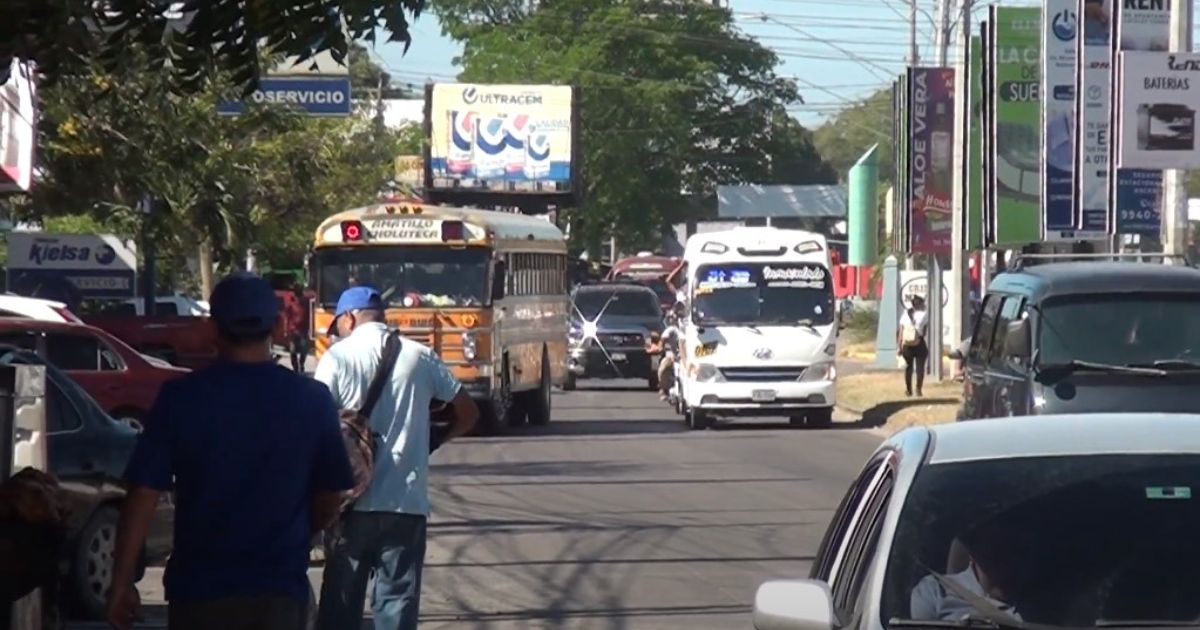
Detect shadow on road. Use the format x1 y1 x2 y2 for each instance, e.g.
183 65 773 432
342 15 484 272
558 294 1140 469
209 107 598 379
854 398 958 428
419 602 750 623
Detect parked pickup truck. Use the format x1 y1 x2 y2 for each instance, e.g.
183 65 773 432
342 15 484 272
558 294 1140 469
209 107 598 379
81 297 216 369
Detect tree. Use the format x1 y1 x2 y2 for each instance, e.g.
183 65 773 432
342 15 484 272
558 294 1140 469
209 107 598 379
12 46 402 295
762 113 839 186
812 89 894 184
436 0 832 252
1 0 425 94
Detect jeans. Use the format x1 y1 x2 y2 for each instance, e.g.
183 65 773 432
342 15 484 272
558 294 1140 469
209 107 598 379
316 512 427 630
168 595 307 630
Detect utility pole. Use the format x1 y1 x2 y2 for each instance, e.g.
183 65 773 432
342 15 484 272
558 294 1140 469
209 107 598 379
949 0 972 378
1163 0 1194 261
925 0 952 381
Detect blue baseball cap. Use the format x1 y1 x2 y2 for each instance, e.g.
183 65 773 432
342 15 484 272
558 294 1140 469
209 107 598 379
209 272 280 337
331 286 385 330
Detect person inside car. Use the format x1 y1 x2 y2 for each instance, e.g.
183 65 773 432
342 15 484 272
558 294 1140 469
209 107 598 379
910 519 1026 622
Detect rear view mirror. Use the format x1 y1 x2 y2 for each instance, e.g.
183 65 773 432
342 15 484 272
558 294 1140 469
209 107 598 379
491 261 507 301
1003 319 1031 359
753 579 835 630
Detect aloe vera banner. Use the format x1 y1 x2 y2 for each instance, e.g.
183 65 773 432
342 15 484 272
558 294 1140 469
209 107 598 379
992 6 1043 245
908 67 955 254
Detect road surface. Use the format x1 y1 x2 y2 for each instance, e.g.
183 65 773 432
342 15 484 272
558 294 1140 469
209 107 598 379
71 379 883 629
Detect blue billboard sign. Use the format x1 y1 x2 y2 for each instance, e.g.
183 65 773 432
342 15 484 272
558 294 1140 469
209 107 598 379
217 77 352 116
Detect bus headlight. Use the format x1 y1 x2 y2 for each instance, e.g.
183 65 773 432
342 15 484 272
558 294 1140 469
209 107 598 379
462 331 477 361
799 362 835 382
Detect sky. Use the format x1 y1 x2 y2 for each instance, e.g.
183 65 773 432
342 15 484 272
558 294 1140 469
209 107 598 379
368 0 1020 129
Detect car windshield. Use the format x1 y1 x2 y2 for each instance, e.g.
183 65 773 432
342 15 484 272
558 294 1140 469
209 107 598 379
691 262 833 326
316 246 490 308
1038 293 1200 366
572 288 661 320
883 454 1200 628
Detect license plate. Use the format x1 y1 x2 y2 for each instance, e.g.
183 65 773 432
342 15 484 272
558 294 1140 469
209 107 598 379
752 389 777 402
610 352 627 361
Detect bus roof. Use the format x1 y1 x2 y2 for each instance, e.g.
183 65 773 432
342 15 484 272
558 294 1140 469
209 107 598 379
682 226 829 267
314 202 566 248
608 254 680 278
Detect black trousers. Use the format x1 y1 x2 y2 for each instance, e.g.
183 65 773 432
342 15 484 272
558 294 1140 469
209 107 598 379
167 595 308 630
901 341 929 394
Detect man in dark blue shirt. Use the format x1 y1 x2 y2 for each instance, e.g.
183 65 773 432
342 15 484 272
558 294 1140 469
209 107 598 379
106 273 355 630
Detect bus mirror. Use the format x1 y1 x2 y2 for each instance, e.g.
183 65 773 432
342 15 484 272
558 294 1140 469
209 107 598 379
303 249 315 290
491 261 507 300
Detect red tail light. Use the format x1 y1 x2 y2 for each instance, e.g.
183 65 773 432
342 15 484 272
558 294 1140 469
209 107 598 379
441 220 465 241
341 220 364 241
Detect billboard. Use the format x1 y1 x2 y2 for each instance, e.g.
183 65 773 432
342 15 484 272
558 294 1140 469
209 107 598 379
426 83 575 196
1107 0 1169 235
0 59 36 194
6 233 138 300
991 6 1042 246
1118 51 1200 170
1042 0 1086 240
1072 0 1113 233
907 67 955 254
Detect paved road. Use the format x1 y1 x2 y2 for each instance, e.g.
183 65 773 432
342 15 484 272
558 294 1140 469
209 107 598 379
71 380 882 629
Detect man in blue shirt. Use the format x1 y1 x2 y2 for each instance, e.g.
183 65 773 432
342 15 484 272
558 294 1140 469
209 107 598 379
106 272 355 630
314 286 478 630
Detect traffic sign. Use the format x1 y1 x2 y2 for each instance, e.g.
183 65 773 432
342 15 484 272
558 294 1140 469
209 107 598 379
217 76 352 116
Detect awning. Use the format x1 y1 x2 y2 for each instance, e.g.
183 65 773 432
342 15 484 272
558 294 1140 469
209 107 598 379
717 185 848 219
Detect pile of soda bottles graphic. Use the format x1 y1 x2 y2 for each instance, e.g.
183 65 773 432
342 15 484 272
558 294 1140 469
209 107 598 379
446 111 558 180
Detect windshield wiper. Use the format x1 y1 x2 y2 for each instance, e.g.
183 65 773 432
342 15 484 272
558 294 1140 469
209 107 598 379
1095 622 1200 628
890 617 1009 629
1034 360 1167 384
1126 359 1200 371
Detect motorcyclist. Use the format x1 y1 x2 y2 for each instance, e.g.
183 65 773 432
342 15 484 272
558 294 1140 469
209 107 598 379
647 304 684 401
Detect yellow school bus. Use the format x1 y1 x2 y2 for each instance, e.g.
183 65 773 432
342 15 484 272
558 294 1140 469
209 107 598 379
309 201 569 433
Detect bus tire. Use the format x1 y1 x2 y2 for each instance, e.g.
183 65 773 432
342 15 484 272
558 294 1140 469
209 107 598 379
525 348 552 426
480 357 514 435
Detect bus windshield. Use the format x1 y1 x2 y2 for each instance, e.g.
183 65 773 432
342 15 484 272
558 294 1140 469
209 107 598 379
692 262 833 326
315 246 490 308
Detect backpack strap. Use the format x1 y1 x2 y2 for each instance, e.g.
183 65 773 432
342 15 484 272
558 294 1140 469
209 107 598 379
359 331 401 418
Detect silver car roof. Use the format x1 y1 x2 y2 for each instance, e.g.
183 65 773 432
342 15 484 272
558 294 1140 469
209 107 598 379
888 414 1200 464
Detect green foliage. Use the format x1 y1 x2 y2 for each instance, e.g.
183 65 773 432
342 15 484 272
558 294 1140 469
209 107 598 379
2 0 424 94
841 304 880 343
812 89 894 184
10 46 400 290
436 0 835 252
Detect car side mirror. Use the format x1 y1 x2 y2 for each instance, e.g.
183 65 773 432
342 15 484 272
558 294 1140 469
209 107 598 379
753 579 835 630
491 261 507 301
1003 319 1031 359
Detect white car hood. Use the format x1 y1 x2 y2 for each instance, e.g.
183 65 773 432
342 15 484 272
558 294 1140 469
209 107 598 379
690 325 833 366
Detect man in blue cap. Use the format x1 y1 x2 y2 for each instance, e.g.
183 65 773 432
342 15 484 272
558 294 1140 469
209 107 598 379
315 285 478 630
107 272 355 630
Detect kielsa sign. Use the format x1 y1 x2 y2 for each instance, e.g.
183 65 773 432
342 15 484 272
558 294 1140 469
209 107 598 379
6 233 138 300
426 83 577 197
217 77 352 117
1118 51 1200 170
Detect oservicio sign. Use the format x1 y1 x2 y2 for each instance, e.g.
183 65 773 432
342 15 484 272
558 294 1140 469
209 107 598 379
217 77 352 116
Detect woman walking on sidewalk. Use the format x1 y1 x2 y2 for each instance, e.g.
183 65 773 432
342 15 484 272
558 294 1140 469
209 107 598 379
898 296 930 397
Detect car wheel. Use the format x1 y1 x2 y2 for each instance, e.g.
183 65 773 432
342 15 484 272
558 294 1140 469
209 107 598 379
806 407 834 429
561 372 576 391
71 505 119 620
686 408 709 431
526 349 552 426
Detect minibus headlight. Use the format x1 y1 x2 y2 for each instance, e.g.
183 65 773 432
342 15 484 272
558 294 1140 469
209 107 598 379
695 363 724 382
799 362 835 382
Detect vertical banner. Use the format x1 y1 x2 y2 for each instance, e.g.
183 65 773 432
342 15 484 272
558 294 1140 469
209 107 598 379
1042 0 1085 239
1107 0 1169 235
909 67 956 254
1073 0 1113 232
992 7 1043 246
983 19 997 247
964 35 986 250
